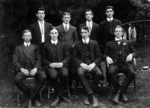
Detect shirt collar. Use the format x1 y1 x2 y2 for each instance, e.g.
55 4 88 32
38 20 44 25
115 37 122 42
63 23 69 28
24 42 30 47
86 21 92 25
51 39 58 45
82 38 90 44
107 17 113 22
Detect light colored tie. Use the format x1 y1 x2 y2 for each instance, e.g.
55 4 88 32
65 25 68 32
88 22 92 34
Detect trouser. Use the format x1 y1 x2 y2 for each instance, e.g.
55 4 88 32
14 70 46 100
77 66 103 94
46 67 68 97
108 63 135 93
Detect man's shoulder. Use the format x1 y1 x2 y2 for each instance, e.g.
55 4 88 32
70 24 77 29
93 22 99 27
113 18 121 23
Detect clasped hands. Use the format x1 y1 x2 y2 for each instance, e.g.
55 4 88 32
20 68 37 76
80 63 96 72
106 53 133 65
49 62 63 68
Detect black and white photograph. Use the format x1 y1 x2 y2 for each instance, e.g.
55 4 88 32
0 0 150 108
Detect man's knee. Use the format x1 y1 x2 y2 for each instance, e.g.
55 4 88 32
108 66 116 75
77 67 85 75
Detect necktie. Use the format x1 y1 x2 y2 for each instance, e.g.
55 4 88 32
65 25 68 32
88 22 92 34
26 44 29 58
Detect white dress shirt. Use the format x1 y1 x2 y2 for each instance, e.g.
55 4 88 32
82 38 90 44
115 37 122 45
63 23 69 32
107 17 113 22
38 21 45 43
24 42 30 47
51 39 58 45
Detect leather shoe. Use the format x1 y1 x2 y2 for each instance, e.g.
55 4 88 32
51 97 61 107
122 93 128 102
84 97 90 105
92 95 98 108
61 97 70 103
33 100 41 107
112 92 120 104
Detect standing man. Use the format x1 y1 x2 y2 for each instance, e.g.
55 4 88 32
57 11 78 51
79 9 100 44
13 30 46 107
73 26 103 107
43 27 70 106
104 25 136 104
57 11 78 88
99 6 122 52
31 7 53 47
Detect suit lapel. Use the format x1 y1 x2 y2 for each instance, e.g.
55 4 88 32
36 22 41 34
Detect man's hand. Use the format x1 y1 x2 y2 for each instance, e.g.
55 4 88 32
80 63 88 70
49 63 56 68
30 68 37 76
88 63 96 72
56 63 63 68
126 54 133 62
106 57 113 64
20 68 29 76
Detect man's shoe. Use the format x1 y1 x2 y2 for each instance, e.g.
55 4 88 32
61 96 70 103
84 97 90 105
28 98 32 108
112 91 120 104
33 100 41 107
50 97 61 107
122 93 128 102
92 95 98 108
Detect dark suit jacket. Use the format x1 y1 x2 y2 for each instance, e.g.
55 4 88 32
104 40 136 64
79 22 100 42
99 18 121 51
57 24 78 49
31 21 53 46
42 41 70 67
73 40 102 67
13 44 42 72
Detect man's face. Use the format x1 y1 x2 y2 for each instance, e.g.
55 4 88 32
49 29 58 41
81 29 89 40
105 8 114 18
36 10 45 21
114 27 123 39
62 14 71 24
22 32 32 43
85 11 93 21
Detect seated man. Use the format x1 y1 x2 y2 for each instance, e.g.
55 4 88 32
104 25 136 104
73 26 103 107
13 29 46 107
42 27 70 106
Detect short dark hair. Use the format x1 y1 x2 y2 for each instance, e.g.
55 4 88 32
80 26 89 32
85 9 94 16
49 26 59 33
37 7 45 13
105 6 114 11
22 29 31 36
63 11 71 17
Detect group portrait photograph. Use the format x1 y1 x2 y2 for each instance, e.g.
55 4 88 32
0 0 150 108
